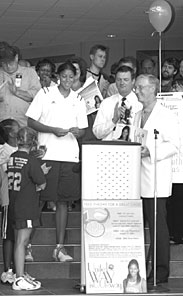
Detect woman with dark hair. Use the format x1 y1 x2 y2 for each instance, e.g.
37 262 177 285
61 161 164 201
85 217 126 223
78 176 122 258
119 125 130 141
70 56 87 91
123 259 146 293
26 60 88 262
94 95 102 109
36 58 57 87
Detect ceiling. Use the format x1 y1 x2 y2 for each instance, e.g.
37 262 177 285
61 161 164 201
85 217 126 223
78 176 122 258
0 0 182 50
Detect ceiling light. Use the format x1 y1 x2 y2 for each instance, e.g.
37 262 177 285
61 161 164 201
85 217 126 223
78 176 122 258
107 34 116 38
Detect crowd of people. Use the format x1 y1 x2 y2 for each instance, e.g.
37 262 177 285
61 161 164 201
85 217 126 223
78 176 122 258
0 40 182 291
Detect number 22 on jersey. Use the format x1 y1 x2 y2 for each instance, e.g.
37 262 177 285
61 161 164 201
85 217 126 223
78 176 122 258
8 172 22 191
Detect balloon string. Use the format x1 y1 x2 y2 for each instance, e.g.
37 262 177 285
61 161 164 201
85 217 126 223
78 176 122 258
159 32 162 93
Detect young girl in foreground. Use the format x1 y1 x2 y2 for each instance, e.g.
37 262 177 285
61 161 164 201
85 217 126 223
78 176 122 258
0 119 19 284
7 127 46 291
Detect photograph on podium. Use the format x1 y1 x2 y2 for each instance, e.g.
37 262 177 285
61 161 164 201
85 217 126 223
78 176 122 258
112 123 131 142
112 123 148 146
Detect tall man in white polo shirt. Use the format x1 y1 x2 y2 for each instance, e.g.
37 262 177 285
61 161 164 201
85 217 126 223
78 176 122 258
93 66 142 140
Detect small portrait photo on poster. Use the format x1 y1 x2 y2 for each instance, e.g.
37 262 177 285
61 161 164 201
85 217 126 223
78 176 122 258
94 95 102 109
123 259 147 293
78 80 103 115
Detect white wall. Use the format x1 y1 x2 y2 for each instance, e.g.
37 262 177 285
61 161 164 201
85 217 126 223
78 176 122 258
21 36 183 75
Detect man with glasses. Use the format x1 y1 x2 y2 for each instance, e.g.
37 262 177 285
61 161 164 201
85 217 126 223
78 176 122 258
134 74 179 285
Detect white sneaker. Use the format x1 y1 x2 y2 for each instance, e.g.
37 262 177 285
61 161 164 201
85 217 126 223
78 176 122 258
53 245 73 262
25 244 34 262
12 276 41 291
24 272 35 281
1 269 15 284
24 272 41 286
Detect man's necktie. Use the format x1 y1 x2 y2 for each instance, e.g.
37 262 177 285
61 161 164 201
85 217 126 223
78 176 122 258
120 97 126 122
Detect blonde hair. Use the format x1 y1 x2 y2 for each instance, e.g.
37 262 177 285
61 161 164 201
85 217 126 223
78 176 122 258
17 127 38 149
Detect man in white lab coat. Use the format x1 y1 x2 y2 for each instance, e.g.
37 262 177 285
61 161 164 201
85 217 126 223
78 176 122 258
134 74 179 284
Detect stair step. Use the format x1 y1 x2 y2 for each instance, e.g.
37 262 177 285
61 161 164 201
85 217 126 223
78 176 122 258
0 210 81 229
1 208 183 280
41 211 81 228
170 244 183 260
33 228 81 244
0 227 81 245
1 260 183 279
0 245 81 262
170 261 183 277
0 262 80 279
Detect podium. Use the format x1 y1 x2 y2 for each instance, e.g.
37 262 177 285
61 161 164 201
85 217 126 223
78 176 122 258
82 141 141 200
81 141 147 294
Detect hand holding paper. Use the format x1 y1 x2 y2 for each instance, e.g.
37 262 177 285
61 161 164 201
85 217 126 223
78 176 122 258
141 146 150 158
78 80 103 115
69 127 80 138
52 127 69 137
0 80 7 101
8 79 17 95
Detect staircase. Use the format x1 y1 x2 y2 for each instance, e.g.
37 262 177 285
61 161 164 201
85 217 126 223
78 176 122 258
145 226 183 280
0 203 81 280
0 205 183 281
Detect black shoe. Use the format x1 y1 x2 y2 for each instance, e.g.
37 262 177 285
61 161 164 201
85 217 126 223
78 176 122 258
174 237 183 244
170 236 183 244
148 277 168 285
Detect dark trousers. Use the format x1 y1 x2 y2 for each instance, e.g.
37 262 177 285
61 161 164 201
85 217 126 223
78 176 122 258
167 183 183 240
143 198 170 280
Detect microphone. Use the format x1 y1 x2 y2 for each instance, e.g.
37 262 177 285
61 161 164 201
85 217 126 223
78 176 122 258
154 129 159 134
154 129 159 139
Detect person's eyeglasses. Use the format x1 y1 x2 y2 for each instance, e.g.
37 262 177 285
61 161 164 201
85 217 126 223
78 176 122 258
134 85 150 91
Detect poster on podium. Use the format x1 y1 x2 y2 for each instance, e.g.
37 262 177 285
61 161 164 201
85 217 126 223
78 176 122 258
157 92 183 183
83 199 147 294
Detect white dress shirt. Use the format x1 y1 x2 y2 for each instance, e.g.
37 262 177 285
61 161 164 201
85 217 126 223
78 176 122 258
93 91 142 140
